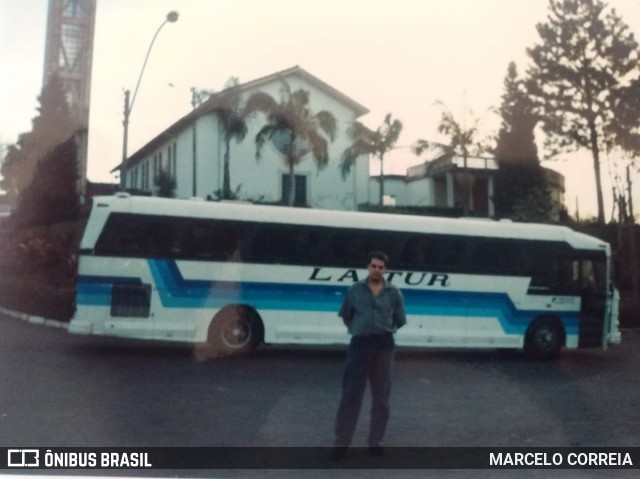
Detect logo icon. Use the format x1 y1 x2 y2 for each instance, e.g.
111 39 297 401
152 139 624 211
7 449 39 467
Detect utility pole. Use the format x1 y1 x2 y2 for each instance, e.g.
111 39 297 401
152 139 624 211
627 165 638 307
119 11 179 189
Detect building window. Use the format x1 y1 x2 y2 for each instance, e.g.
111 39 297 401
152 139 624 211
130 167 138 190
143 161 150 190
281 174 307 206
172 142 177 175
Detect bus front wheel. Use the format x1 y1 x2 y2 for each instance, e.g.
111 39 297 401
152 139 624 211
524 316 564 360
207 306 263 357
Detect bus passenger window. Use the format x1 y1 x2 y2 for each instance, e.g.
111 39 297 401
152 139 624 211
183 225 212 259
333 234 368 266
250 225 309 264
400 237 429 270
305 229 335 266
330 231 394 268
468 240 503 274
182 221 244 262
427 237 466 272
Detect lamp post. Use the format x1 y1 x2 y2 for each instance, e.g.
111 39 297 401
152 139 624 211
120 10 179 188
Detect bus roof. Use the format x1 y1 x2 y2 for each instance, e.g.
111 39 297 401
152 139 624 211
86 194 609 253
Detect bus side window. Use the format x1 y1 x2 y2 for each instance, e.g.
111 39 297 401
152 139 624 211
182 220 245 262
525 243 570 292
182 223 212 259
332 233 367 266
468 239 503 274
541 256 606 294
96 213 154 257
250 225 309 265
216 224 245 262
147 218 179 257
427 236 466 272
400 237 428 270
330 230 395 268
305 228 336 267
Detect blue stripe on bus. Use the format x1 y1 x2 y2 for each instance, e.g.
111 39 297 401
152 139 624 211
146 258 345 311
402 289 577 336
76 259 579 336
76 275 143 306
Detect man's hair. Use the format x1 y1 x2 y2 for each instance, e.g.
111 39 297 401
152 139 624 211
368 250 389 267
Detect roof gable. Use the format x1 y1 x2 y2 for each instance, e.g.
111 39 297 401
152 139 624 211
118 66 368 171
234 65 368 117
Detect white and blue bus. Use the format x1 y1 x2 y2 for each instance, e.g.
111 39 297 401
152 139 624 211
69 193 620 359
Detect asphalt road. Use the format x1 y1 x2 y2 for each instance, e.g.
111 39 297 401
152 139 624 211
1 313 639 478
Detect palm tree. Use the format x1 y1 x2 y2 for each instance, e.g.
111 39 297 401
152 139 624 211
244 83 337 206
206 79 248 200
413 102 489 215
341 113 403 207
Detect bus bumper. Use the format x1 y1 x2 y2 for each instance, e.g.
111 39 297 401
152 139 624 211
609 330 622 344
68 318 92 335
607 288 622 345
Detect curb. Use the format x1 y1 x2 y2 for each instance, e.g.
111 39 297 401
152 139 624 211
0 306 69 330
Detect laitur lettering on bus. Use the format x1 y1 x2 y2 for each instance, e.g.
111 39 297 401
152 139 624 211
308 267 450 287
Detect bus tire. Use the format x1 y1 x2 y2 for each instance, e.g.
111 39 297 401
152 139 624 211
207 305 263 357
524 316 564 360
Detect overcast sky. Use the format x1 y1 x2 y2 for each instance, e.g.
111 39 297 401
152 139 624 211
1 0 639 218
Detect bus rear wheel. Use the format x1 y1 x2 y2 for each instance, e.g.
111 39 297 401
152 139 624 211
207 306 262 357
524 317 564 360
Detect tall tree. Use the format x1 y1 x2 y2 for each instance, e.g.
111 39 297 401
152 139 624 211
245 84 337 206
493 62 553 221
0 73 75 202
11 136 79 227
413 102 489 215
341 113 403 207
608 76 640 222
207 79 248 200
494 62 539 163
527 0 640 224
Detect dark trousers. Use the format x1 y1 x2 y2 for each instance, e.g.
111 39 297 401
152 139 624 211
334 333 395 447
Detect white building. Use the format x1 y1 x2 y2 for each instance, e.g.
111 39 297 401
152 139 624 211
116 66 370 211
369 155 501 216
116 65 565 219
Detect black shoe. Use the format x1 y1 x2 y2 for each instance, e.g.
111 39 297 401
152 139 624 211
368 446 385 457
330 447 348 461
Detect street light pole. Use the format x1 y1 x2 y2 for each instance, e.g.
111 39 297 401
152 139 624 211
120 10 179 189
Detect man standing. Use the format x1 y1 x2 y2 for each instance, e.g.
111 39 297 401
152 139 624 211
332 251 406 459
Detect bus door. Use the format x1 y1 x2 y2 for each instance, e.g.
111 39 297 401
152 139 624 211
104 281 155 339
572 255 608 348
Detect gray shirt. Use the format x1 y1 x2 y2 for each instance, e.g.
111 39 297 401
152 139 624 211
338 280 407 336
